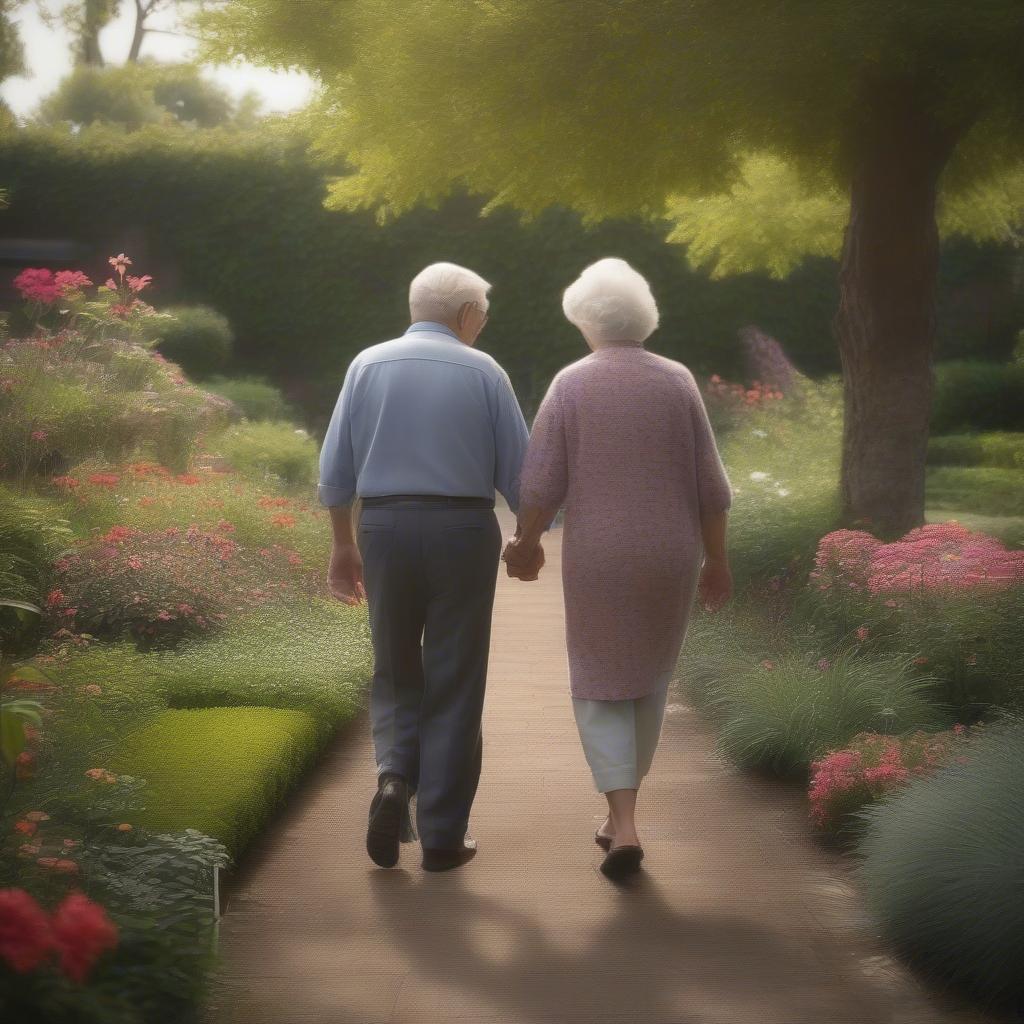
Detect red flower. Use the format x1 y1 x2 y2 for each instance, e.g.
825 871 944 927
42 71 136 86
52 475 80 490
0 888 53 973
14 820 37 836
51 890 118 983
86 473 120 488
14 268 60 304
45 588 66 608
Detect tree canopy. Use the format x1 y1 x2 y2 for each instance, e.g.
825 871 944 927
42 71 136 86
200 0 1024 263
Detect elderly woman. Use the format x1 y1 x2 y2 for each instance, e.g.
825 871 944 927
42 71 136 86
503 258 733 880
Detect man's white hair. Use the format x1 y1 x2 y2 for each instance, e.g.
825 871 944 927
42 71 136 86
409 262 491 323
562 257 659 344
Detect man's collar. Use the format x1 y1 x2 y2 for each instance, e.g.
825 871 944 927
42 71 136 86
405 320 460 342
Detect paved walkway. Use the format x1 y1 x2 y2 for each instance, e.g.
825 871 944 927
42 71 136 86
204 511 1002 1024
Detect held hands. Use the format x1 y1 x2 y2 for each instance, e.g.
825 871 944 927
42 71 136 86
328 542 366 605
698 556 732 612
502 536 545 582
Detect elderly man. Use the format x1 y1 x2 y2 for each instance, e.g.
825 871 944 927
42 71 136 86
318 262 535 872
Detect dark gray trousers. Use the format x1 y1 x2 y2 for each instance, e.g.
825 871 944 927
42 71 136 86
357 501 502 849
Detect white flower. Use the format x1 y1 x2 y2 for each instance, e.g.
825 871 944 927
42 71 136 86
294 429 308 437
751 429 768 438
749 471 769 482
775 487 790 497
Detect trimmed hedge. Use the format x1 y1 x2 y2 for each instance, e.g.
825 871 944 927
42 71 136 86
153 305 234 379
111 707 323 856
1 125 1019 424
930 361 1024 435
927 431 1024 468
203 374 293 420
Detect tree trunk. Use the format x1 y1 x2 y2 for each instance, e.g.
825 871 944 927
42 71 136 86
834 81 965 540
127 0 147 62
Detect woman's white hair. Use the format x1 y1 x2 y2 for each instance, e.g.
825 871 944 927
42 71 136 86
562 257 659 344
409 262 491 323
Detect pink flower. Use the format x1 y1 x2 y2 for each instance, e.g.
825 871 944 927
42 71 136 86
30 429 48 442
14 268 60 304
817 658 831 671
54 270 93 294
856 626 870 641
126 274 152 293
108 253 132 274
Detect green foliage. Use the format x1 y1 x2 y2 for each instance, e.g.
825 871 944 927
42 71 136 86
0 330 230 478
927 431 1024 469
854 715 1024 1012
203 374 292 420
110 707 323 855
930 360 1024 434
714 377 843 591
0 0 23 83
157 602 369 735
39 61 247 130
702 649 948 779
212 419 318 487
803 560 1024 715
200 0 1024 246
667 156 1024 280
926 466 1024 517
0 486 68 603
0 127 1017 422
153 304 234 379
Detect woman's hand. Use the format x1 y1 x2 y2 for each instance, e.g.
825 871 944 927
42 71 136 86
502 536 545 581
698 556 732 612
328 542 366 605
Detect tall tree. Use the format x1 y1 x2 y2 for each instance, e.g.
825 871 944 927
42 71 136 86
200 0 1024 537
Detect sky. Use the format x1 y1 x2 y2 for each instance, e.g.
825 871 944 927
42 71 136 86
1 0 317 119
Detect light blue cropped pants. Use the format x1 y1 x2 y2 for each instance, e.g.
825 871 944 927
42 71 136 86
571 676 672 793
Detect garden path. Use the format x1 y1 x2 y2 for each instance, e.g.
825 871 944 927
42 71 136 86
204 508 1002 1024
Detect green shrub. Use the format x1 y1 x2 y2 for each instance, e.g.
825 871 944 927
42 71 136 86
0 485 68 603
715 376 842 592
158 602 370 738
927 431 1024 469
926 465 1024 516
49 461 332 571
854 715 1024 1012
203 374 292 420
704 650 949 778
110 707 322 855
212 420 318 487
930 360 1024 434
153 305 233 379
0 332 227 477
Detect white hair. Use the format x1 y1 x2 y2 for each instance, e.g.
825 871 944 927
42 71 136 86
409 262 491 323
562 257 659 345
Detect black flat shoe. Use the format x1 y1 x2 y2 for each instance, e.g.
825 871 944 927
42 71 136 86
366 774 409 868
422 836 478 872
600 844 644 880
594 830 614 852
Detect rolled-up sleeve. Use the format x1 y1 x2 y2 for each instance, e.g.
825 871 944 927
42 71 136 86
688 377 733 516
317 358 360 507
493 370 531 514
519 376 569 514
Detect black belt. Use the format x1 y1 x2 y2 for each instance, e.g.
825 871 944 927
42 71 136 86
361 494 495 509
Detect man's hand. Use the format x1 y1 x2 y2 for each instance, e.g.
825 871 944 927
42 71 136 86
502 537 545 581
698 556 732 612
328 543 366 605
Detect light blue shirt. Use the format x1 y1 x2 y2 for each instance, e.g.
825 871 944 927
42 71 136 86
317 322 532 512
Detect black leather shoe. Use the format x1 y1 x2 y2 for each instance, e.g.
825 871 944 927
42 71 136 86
421 835 478 872
600 844 644 880
366 774 409 868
